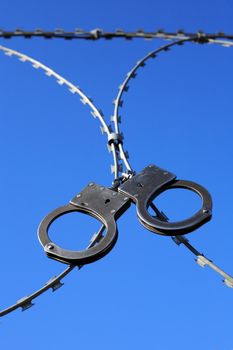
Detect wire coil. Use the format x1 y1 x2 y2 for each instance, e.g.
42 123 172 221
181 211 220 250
0 31 233 317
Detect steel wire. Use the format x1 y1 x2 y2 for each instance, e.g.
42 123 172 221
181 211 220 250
0 45 110 316
112 34 233 178
0 28 233 42
0 44 121 179
112 34 233 288
0 32 233 317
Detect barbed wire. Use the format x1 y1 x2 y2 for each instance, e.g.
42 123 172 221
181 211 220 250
110 33 233 289
0 28 233 42
0 44 122 179
0 44 112 316
1 30 233 181
0 31 233 317
111 34 233 178
0 220 105 317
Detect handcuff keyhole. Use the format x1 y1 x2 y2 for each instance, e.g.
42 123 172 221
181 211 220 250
105 199 110 204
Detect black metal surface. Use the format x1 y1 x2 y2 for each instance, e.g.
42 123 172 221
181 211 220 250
38 183 131 265
119 165 212 235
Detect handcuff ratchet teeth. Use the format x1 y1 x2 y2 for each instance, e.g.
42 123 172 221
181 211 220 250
38 164 212 265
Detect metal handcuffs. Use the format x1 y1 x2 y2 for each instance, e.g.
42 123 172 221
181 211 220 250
38 164 212 265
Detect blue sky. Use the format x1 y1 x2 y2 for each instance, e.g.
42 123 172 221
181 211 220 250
0 1 233 349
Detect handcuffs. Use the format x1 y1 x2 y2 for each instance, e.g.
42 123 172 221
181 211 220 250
2 32 233 318
38 164 212 265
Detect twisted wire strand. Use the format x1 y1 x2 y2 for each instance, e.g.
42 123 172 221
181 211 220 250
112 35 233 287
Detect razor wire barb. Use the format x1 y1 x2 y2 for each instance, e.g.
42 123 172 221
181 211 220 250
0 30 233 317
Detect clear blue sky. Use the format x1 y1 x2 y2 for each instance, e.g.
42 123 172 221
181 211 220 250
0 1 233 349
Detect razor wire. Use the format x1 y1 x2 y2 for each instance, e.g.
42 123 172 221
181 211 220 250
0 28 233 42
0 31 233 317
0 43 122 179
112 34 233 178
0 44 112 316
111 33 233 290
